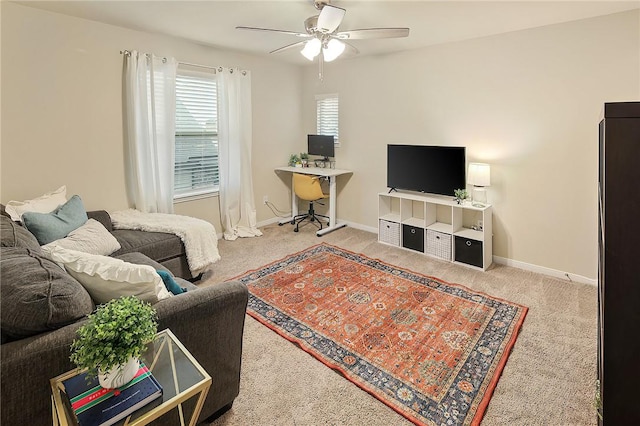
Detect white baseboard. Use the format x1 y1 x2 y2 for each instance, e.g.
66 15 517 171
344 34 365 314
492 255 597 286
257 217 597 286
256 217 378 233
256 216 284 228
342 220 377 234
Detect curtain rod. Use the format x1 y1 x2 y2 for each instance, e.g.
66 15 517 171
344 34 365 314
120 50 218 71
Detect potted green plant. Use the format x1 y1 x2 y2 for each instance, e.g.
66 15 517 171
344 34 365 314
70 296 158 389
454 188 469 205
288 153 301 167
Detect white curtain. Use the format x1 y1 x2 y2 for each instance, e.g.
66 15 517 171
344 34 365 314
123 50 177 213
217 68 262 240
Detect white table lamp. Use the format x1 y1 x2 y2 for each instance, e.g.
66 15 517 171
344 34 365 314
468 163 491 207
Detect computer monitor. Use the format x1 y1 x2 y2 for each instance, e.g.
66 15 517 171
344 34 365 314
308 134 335 161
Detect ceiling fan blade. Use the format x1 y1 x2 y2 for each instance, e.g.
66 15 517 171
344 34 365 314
236 26 310 38
335 28 410 40
270 41 307 55
343 41 360 55
316 5 346 33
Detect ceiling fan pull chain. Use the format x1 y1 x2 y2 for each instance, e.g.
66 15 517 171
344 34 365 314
319 52 324 81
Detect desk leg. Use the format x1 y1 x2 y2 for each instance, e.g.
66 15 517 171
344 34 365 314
316 175 346 236
278 174 297 225
329 175 337 227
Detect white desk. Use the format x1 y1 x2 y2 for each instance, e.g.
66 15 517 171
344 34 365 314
275 166 353 236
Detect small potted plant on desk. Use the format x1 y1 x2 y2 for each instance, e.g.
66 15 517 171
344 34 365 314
70 296 158 389
288 154 301 167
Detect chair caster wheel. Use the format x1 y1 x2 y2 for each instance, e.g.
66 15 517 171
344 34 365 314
278 222 284 226
291 220 295 225
294 228 299 232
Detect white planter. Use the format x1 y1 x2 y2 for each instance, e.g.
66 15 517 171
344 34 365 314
98 357 139 389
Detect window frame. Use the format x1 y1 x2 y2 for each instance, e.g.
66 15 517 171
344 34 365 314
173 67 219 202
315 93 339 146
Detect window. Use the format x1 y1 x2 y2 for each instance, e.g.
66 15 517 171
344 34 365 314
174 68 218 199
316 94 339 144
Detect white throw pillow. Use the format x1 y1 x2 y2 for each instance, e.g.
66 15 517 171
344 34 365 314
5 185 67 222
44 246 172 305
42 219 121 256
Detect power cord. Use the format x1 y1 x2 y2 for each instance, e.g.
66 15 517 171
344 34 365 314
265 201 291 218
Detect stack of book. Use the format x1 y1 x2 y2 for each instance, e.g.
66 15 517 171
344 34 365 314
61 362 163 426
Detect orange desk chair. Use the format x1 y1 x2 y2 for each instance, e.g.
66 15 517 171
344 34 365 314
291 173 329 232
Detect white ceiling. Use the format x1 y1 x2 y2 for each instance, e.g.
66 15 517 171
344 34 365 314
17 0 640 65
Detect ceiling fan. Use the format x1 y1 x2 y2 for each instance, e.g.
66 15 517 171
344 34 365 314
236 0 409 78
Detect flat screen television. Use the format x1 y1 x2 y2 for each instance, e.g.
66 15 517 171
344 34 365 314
387 144 466 196
308 134 335 160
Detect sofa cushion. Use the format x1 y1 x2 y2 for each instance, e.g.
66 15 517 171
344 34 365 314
4 185 67 222
0 247 94 340
156 269 187 295
115 252 196 291
45 246 172 305
0 204 11 218
22 195 88 245
0 216 41 251
111 229 185 263
42 219 121 256
87 210 113 232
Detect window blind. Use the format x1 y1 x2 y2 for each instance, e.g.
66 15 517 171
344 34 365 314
174 69 219 197
316 94 339 143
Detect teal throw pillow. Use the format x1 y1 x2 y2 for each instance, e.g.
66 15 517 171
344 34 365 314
156 270 187 295
22 195 88 245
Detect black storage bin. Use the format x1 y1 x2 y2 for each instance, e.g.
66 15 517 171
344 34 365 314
402 224 424 252
454 236 483 268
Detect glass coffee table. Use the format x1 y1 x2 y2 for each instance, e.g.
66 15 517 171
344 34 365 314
50 329 211 426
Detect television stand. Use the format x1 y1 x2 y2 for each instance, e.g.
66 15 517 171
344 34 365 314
378 191 492 270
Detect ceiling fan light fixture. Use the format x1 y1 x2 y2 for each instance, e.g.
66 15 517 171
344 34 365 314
322 39 345 62
301 38 322 61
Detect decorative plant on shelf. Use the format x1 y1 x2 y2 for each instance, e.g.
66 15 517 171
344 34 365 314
70 296 158 388
454 189 469 204
288 154 301 167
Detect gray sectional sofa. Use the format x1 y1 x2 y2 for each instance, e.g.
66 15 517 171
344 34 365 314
0 210 248 425
87 209 193 280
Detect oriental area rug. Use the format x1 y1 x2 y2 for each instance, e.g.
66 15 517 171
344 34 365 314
235 243 528 425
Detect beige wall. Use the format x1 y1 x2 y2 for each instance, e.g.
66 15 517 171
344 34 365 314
2 3 638 280
302 10 640 280
1 2 303 230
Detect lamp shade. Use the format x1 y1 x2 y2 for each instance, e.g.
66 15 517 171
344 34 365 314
301 38 322 61
322 39 345 62
467 163 491 187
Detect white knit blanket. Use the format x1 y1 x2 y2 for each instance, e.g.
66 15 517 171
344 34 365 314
110 209 221 276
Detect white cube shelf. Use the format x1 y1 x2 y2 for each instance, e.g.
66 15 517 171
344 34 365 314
378 191 492 270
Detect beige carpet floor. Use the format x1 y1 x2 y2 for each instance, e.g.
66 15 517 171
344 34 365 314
201 222 597 426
